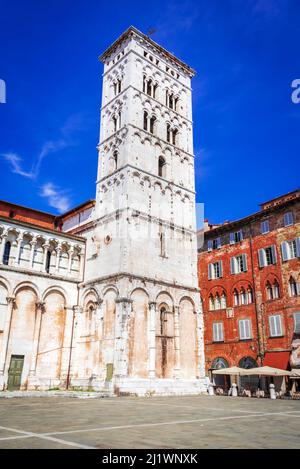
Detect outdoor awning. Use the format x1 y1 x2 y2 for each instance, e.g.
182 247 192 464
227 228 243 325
290 369 300 379
239 366 291 377
212 366 244 375
263 351 290 370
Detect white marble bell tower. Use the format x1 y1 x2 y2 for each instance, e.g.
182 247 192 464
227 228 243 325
79 26 206 396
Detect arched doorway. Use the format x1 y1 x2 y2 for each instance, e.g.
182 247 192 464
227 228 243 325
211 357 230 389
239 356 259 392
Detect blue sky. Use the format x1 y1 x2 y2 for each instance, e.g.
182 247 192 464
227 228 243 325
0 0 299 223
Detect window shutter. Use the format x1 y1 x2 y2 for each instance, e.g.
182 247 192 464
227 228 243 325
296 283 300 296
276 315 282 336
213 323 217 341
230 233 235 244
294 313 300 334
208 264 213 280
245 320 250 338
281 242 289 261
230 257 235 274
217 237 221 249
239 230 243 241
271 245 277 264
242 253 247 271
239 320 245 339
269 316 276 336
296 237 300 258
207 240 212 252
219 323 224 341
258 249 265 267
219 261 223 278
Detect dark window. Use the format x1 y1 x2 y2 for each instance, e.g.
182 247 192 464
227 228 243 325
2 241 11 265
45 250 51 273
158 156 166 177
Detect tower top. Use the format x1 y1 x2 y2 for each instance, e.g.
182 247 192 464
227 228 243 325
99 26 196 78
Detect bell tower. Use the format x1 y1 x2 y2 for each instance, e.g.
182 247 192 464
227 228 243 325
80 27 206 395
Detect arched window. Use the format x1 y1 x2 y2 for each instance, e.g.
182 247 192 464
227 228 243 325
143 76 146 93
172 128 178 145
247 286 253 304
209 295 215 311
239 356 258 369
143 111 148 131
2 241 11 265
273 280 280 299
158 156 166 178
146 79 152 96
166 123 171 142
211 357 229 370
215 294 221 310
117 79 122 94
266 281 273 300
160 306 167 335
289 277 298 297
150 116 156 134
113 150 118 171
113 115 117 132
221 292 227 309
153 83 158 99
45 250 51 273
233 289 239 306
240 288 246 305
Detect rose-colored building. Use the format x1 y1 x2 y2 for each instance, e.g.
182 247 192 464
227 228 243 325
198 189 300 387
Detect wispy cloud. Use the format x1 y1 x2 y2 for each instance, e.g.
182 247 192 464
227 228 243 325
1 113 88 180
40 183 71 213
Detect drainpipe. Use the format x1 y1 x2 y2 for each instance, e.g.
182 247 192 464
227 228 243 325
249 223 264 365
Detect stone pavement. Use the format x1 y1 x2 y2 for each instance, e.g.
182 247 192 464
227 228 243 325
0 394 299 449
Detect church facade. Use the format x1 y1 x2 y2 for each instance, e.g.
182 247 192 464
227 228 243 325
0 27 207 396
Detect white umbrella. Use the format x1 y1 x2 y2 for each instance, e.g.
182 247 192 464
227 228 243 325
239 366 291 377
212 366 244 375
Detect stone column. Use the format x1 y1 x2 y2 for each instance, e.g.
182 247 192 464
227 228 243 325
0 296 16 389
29 237 37 268
148 301 156 379
55 245 61 273
79 252 85 279
195 304 206 379
14 233 23 266
114 298 132 379
67 247 74 274
0 231 8 264
29 302 45 377
42 243 50 271
173 305 181 379
94 300 104 379
68 305 83 381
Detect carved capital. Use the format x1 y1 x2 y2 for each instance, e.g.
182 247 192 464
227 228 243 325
116 297 133 304
149 301 157 309
36 301 46 313
73 305 83 314
6 296 16 306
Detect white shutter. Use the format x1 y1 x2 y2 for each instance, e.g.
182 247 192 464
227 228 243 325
218 261 223 278
296 283 300 296
276 315 282 336
281 242 289 261
239 320 245 339
294 313 300 334
230 257 235 274
207 240 212 252
245 319 251 338
258 249 266 267
296 237 300 258
271 245 277 264
242 253 247 271
269 316 276 337
230 233 235 244
239 230 243 241
208 264 213 280
217 237 221 249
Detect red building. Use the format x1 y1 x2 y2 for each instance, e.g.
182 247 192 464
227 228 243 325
198 189 300 382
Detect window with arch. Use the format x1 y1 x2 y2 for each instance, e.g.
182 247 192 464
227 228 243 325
289 276 300 297
113 150 118 171
247 286 254 304
215 294 221 310
239 356 257 369
45 250 51 274
209 295 215 311
211 357 229 370
266 279 281 300
233 289 239 306
159 225 167 257
158 156 166 178
221 292 227 309
2 241 11 265
149 116 156 135
143 111 148 131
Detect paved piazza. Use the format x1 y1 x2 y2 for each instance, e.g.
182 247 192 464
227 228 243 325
0 395 299 449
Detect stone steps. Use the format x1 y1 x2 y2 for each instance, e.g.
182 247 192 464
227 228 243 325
0 390 115 399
